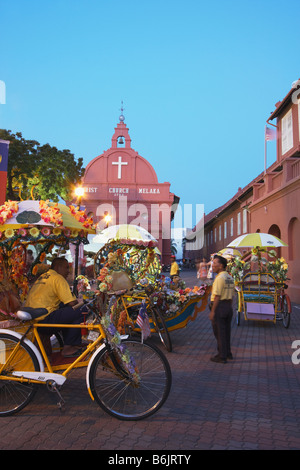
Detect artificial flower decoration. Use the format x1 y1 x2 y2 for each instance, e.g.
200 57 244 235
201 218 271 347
0 200 19 225
29 227 40 238
39 200 63 226
227 247 289 282
69 204 95 230
41 227 51 236
4 228 15 238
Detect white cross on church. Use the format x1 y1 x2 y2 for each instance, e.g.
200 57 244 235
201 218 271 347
112 156 128 179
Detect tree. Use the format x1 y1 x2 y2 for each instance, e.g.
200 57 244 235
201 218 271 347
0 129 85 202
170 238 178 255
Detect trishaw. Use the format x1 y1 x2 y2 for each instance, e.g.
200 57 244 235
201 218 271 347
93 229 211 352
0 202 171 419
227 233 291 328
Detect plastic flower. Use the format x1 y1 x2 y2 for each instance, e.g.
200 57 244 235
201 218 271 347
53 227 62 235
18 228 27 237
39 200 63 226
4 228 15 238
32 265 38 275
41 227 51 236
29 227 40 238
99 282 108 292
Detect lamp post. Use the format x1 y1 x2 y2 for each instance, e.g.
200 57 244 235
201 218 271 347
73 185 85 294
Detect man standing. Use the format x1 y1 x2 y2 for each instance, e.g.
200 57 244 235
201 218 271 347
170 255 179 280
25 257 85 357
209 255 235 364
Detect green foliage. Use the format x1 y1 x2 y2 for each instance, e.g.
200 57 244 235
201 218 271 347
0 129 85 202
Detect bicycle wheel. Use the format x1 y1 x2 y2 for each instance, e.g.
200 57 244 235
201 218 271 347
151 307 172 352
282 295 291 329
0 333 40 416
88 338 172 420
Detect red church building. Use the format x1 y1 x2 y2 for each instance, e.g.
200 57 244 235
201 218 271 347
78 110 179 264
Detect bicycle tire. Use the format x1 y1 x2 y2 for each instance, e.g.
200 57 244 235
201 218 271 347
282 295 291 329
151 307 172 352
88 337 172 420
0 333 40 416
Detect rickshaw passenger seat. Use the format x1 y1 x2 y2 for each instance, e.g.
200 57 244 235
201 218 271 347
16 307 48 321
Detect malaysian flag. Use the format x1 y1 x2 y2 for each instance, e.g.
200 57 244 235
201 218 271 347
265 126 276 141
136 300 151 342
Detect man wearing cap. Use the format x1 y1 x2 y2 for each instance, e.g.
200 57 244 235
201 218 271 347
170 255 179 280
209 255 235 363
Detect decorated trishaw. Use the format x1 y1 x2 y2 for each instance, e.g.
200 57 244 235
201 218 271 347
0 200 95 324
0 203 172 419
92 224 211 352
226 233 291 328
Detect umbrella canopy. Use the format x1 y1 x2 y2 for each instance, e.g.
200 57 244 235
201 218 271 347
227 233 287 248
0 200 96 298
217 248 241 258
0 200 95 234
93 224 158 247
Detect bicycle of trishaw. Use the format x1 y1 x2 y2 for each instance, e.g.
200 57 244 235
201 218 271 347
119 287 172 352
0 294 172 420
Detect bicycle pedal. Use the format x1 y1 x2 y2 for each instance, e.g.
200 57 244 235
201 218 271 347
47 380 66 411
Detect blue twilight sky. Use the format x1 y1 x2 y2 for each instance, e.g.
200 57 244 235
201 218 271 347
1 0 299 225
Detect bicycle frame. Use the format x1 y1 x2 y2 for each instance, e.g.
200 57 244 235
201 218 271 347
0 319 108 388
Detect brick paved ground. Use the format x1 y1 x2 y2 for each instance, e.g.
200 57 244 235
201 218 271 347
1 270 300 450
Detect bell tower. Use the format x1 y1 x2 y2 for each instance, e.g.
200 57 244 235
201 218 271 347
111 102 132 150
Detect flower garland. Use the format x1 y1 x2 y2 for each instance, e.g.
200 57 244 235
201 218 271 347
149 278 208 317
39 200 63 226
228 248 289 282
97 266 114 292
0 200 19 225
100 299 140 384
117 238 158 248
69 205 95 230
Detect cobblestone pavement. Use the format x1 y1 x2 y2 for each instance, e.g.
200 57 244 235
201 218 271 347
1 270 300 451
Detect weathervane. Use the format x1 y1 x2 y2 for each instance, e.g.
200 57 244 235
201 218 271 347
119 101 125 122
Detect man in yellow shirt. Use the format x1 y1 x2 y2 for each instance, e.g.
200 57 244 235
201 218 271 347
209 255 235 363
25 257 85 357
170 255 179 279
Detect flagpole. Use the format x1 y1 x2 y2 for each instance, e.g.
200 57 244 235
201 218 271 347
264 126 267 174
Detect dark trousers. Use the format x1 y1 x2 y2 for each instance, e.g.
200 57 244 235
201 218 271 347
211 300 233 360
39 305 84 346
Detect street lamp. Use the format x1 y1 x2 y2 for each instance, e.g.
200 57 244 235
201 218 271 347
104 213 112 228
73 185 85 294
75 186 84 208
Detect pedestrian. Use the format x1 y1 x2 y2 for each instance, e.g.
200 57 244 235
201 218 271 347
209 255 235 364
170 255 179 280
197 257 208 283
206 254 216 284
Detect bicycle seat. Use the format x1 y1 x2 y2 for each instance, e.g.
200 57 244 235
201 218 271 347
16 307 48 321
